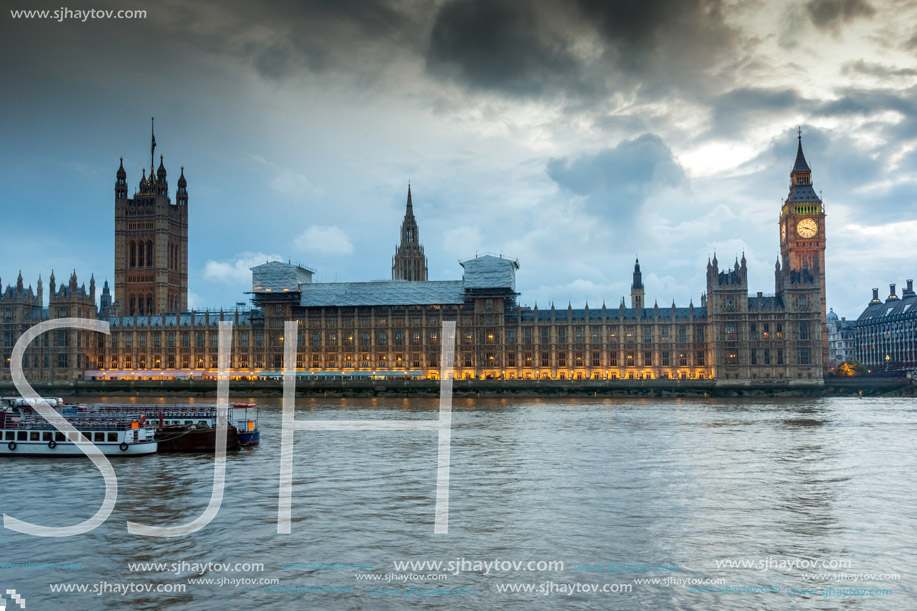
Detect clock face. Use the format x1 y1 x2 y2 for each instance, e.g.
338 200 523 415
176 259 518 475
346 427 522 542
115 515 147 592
780 224 787 243
797 218 818 238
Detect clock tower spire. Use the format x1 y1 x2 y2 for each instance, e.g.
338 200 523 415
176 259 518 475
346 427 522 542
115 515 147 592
779 128 827 366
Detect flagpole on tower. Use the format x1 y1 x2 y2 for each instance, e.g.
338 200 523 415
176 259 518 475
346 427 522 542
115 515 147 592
151 116 156 171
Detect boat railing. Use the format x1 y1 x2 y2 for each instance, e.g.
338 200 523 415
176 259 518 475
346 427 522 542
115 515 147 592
3 415 152 431
82 405 225 418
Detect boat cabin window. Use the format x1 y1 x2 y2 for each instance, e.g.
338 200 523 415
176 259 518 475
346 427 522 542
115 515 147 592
198 421 208 427
43 432 53 441
184 420 192 425
94 432 105 442
68 433 79 442
108 432 118 442
55 432 65 441
4 431 13 440
30 432 40 441
17 431 28 441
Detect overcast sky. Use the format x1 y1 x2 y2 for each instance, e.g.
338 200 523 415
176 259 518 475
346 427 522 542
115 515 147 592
2 0 916 319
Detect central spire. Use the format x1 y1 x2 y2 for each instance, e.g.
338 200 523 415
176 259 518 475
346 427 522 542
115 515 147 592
392 182 428 281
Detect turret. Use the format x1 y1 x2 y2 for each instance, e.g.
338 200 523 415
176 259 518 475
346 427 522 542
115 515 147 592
115 157 128 198
630 258 644 309
176 166 188 206
156 155 167 182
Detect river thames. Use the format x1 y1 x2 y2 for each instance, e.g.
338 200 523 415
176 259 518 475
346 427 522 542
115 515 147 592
0 396 914 609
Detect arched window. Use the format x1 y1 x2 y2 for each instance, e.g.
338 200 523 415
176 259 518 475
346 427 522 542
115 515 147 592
147 241 154 268
138 240 144 267
147 294 153 315
130 241 136 268
129 295 136 315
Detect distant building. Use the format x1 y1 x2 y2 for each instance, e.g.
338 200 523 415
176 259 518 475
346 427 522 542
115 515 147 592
826 308 855 368
855 281 917 373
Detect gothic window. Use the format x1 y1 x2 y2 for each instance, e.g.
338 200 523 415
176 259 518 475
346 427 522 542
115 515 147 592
147 241 154 267
138 241 144 267
130 241 136 268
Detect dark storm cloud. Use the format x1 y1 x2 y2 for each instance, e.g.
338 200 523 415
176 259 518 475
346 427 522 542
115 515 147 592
163 0 421 82
546 134 686 217
841 60 917 78
424 0 740 99
706 87 810 137
815 86 917 138
575 0 736 76
805 0 876 31
425 0 587 98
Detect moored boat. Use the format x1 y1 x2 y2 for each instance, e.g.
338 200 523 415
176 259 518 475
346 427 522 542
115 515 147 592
78 404 248 453
0 409 157 456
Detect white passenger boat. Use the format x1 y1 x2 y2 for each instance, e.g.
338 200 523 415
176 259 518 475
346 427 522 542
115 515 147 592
0 408 157 456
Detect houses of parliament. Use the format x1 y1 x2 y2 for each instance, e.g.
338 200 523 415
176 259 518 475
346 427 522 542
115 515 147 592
0 133 827 384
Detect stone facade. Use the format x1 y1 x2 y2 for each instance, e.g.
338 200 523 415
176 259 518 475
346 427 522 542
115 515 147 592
0 272 98 381
113 141 188 315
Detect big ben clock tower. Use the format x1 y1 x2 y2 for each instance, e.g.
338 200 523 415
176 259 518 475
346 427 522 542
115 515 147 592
779 129 827 362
